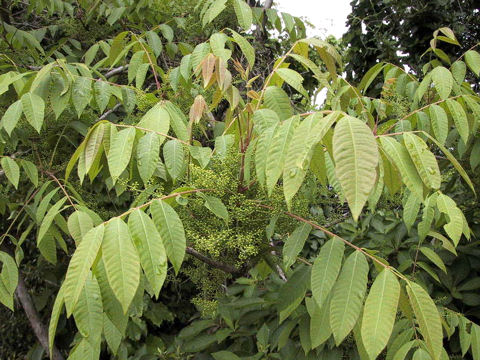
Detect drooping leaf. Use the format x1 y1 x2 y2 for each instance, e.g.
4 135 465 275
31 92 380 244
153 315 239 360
333 116 379 221
306 296 332 348
430 66 453 100
361 269 400 359
136 133 160 184
465 50 480 76
163 139 184 183
150 200 186 274
20 160 38 187
128 209 167 298
0 100 22 135
264 86 293 120
63 224 104 316
407 281 443 360
67 210 94 245
230 29 255 68
330 251 369 345
283 223 312 268
446 99 469 144
102 218 140 313
73 272 103 344
1 157 20 189
21 92 44 133
275 68 308 97
107 127 136 181
37 196 67 246
72 76 92 117
277 265 310 323
311 237 345 309
428 104 448 145
403 133 441 190
379 137 424 197
48 285 65 359
137 103 170 143
232 0 252 30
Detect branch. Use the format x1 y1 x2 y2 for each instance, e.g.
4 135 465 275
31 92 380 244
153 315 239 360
186 247 240 274
15 274 64 360
104 65 128 79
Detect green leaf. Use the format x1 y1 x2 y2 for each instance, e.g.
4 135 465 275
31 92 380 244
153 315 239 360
420 132 475 195
436 193 464 246
146 30 163 57
67 210 94 246
203 0 227 27
20 159 38 187
283 223 312 268
94 81 111 113
403 191 421 232
282 116 314 206
333 116 379 221
330 251 369 345
275 68 308 97
361 269 400 359
428 105 448 145
307 296 332 348
189 146 212 169
419 247 447 273
93 260 128 336
73 273 103 344
446 99 469 144
48 285 65 358
72 76 92 117
107 127 136 181
392 341 416 360
255 123 277 188
21 92 44 133
264 86 293 121
403 133 441 190
201 195 229 221
163 139 184 183
103 314 122 355
128 50 145 84
472 323 480 360
430 66 452 100
102 218 140 313
232 0 252 30
151 200 186 274
311 237 345 309
63 224 104 316
380 137 424 197
137 133 160 184
128 209 167 298
38 196 67 245
138 103 170 144
278 265 310 323
1 157 20 189
0 251 18 310
230 29 255 68
84 122 105 173
0 100 22 135
407 282 443 360
465 50 480 76
266 116 298 195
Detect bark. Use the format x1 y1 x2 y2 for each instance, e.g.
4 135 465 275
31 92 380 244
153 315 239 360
15 274 65 360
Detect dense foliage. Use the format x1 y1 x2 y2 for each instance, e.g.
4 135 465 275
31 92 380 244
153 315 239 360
1 1 480 359
343 0 480 82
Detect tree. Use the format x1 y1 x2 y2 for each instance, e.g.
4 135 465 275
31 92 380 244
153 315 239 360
1 0 480 359
343 0 480 81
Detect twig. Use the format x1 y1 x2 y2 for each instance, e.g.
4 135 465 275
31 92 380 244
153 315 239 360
186 247 240 274
104 65 128 79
